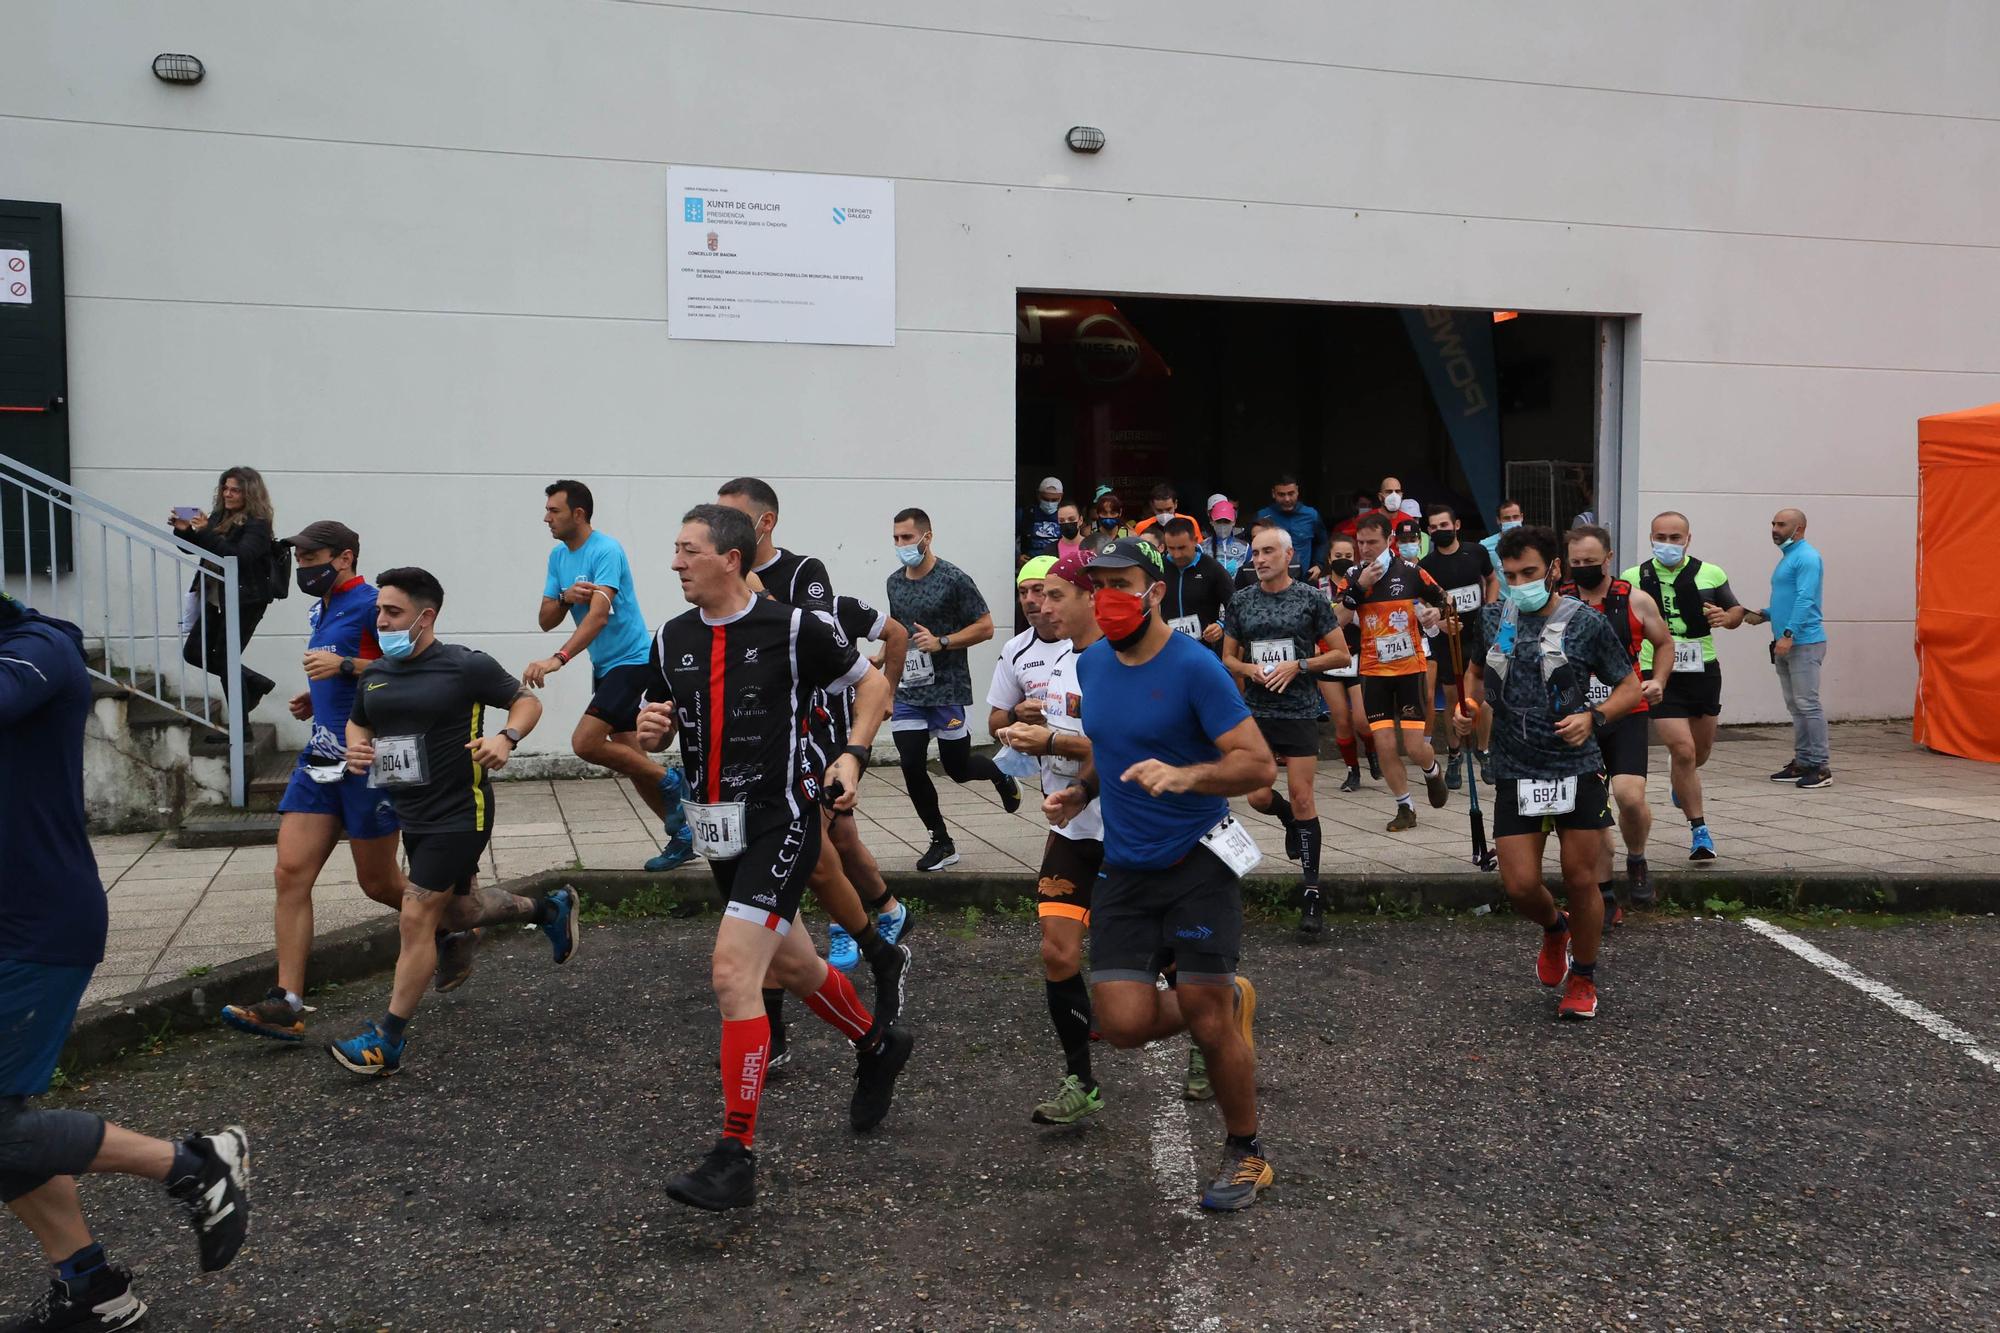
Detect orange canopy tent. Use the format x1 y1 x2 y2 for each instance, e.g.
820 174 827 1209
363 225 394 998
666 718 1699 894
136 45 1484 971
1915 403 2000 761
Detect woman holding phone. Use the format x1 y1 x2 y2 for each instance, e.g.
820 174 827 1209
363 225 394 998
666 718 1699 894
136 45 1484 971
171 466 279 724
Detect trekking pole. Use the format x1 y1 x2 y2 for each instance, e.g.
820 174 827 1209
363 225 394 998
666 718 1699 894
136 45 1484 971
1443 609 1495 871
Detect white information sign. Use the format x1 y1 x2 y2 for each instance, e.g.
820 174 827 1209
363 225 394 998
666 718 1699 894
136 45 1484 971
1 250 29 305
667 167 894 346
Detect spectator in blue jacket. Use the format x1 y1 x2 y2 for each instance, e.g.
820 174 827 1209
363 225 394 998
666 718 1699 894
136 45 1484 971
1744 508 1830 788
1255 474 1330 581
0 591 254 1324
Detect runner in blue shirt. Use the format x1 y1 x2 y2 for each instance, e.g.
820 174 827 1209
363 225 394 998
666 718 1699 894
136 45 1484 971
222 520 409 1043
523 480 680 865
1044 537 1279 1213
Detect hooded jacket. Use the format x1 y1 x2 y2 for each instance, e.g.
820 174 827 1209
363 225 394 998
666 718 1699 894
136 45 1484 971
0 597 107 967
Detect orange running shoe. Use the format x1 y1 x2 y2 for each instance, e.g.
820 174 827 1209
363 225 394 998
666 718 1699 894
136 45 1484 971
1558 973 1599 1021
1536 924 1571 988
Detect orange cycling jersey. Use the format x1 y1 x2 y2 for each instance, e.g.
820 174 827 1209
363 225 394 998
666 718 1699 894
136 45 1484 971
1354 558 1445 677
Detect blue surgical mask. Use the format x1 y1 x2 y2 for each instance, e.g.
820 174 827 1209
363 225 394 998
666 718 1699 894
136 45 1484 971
895 543 926 569
1038 499 1058 515
1398 542 1422 560
1373 549 1393 572
1503 579 1553 614
378 614 428 659
1652 542 1686 567
1500 520 1522 532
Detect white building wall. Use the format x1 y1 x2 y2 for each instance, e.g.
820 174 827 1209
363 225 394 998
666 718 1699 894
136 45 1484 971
8 0 2000 745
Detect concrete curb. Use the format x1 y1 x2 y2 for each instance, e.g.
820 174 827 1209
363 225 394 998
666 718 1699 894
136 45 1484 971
59 865 1995 1080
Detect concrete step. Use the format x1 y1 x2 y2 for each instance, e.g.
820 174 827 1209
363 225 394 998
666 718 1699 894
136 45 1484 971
175 809 283 849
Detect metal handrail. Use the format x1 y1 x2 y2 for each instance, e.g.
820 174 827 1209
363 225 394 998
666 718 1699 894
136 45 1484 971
1 451 246 806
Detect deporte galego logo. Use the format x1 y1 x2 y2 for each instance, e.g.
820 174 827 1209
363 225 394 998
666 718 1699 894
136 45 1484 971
831 207 846 224
832 205 874 225
683 196 704 223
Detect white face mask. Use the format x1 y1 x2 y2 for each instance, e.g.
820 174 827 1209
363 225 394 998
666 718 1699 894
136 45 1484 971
1212 522 1233 540
1382 491 1402 511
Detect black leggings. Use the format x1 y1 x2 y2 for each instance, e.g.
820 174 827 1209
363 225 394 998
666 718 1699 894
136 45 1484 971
181 597 275 712
894 729 1003 833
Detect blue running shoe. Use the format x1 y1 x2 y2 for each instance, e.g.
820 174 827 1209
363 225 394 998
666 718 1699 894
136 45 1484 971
542 887 580 964
327 1021 403 1076
1689 824 1716 862
876 900 914 949
827 923 860 973
645 827 696 872
659 766 689 838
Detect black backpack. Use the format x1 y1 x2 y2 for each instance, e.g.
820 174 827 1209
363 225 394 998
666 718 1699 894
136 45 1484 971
264 540 292 601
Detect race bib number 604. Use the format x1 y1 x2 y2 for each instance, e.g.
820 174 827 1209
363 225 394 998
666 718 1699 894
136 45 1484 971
368 735 427 788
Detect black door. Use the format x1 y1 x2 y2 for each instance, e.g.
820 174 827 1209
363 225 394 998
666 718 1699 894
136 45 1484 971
0 199 70 577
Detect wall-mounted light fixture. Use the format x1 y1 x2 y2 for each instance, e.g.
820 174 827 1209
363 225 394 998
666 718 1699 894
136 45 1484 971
1065 126 1105 154
152 54 205 85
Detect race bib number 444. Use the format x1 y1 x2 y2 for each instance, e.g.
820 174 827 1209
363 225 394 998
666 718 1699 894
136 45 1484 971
1251 639 1295 673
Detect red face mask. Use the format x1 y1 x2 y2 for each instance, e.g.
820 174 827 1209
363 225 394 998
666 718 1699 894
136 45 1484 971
1093 586 1152 641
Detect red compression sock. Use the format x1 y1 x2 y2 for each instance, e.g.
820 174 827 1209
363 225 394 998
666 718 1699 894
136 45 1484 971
802 966 874 1043
720 1015 771 1147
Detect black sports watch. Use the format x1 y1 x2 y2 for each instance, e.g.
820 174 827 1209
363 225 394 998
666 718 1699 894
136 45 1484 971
1588 707 1607 732
338 656 357 679
498 727 524 747
841 744 871 771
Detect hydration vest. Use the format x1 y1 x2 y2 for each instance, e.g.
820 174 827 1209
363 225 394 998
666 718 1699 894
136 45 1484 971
1638 556 1709 640
1485 596 1586 708
1558 578 1642 663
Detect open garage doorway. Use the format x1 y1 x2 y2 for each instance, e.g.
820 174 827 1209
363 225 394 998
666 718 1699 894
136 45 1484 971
1014 293 1623 558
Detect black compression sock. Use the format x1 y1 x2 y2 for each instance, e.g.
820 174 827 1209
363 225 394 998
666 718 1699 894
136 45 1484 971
1544 912 1570 936
1626 854 1648 869
1046 973 1096 1087
380 1011 409 1041
1688 815 1707 830
1265 791 1296 827
1570 959 1597 979
1298 817 1321 888
532 895 559 926
762 987 787 1041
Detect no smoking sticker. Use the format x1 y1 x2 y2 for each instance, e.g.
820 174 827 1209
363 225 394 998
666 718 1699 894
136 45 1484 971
0 250 28 304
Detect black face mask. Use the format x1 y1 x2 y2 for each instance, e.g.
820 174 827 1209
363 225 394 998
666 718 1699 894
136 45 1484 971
1059 521 1080 538
297 563 341 598
1431 530 1458 550
1568 563 1607 590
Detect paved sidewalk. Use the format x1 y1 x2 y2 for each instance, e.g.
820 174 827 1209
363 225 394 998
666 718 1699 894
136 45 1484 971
86 721 2000 1004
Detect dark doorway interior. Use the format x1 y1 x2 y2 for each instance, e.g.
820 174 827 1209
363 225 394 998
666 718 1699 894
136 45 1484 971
1016 293 1598 545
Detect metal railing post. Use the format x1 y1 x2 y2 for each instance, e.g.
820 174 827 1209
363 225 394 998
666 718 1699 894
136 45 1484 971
221 554 246 807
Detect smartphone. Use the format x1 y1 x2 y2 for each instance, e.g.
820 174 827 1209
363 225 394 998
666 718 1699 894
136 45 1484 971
172 506 201 521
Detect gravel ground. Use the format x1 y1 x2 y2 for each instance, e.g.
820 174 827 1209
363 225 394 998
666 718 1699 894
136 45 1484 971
5 910 1997 1330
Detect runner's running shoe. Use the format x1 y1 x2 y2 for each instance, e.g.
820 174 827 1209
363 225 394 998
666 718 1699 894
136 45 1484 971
916 833 959 872
643 827 696 873
328 1022 403 1077
827 923 860 973
766 1023 791 1074
1386 805 1417 833
851 1025 915 1132
1768 762 1802 783
165 1126 251 1272
5 1263 146 1331
220 989 303 1042
1475 749 1493 785
995 773 1022 814
1558 974 1599 1021
541 887 580 963
1628 861 1656 908
1183 1046 1213 1101
664 1137 756 1212
1366 750 1382 781
1689 825 1716 862
868 943 912 1036
1602 894 1624 929
1031 1074 1104 1126
1199 1143 1275 1212
1283 821 1302 862
433 929 481 993
1424 767 1450 809
1339 766 1361 793
876 900 914 947
1537 924 1572 988
1445 749 1464 791
1299 890 1325 937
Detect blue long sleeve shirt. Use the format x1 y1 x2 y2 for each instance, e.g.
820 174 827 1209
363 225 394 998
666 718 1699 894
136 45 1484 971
1765 539 1826 645
0 603 108 967
1254 503 1330 574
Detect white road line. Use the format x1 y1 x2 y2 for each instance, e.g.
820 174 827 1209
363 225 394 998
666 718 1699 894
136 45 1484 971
1141 1040 1224 1333
1741 916 2000 1073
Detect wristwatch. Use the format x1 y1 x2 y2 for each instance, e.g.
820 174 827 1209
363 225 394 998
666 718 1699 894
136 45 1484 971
940 634 953 651
338 657 356 679
841 743 871 771
499 727 524 747
1588 707 1607 732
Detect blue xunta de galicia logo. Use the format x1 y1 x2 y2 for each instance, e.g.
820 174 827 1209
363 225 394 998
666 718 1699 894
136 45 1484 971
684 197 705 223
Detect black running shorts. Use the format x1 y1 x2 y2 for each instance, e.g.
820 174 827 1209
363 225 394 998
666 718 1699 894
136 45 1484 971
1254 715 1320 759
1091 845 1243 985
1653 661 1722 720
1598 712 1649 779
708 805 820 935
1363 674 1429 732
1492 772 1614 840
584 662 653 735
403 828 491 894
1037 832 1104 924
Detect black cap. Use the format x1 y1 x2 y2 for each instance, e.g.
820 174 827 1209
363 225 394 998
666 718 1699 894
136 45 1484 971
1086 536 1166 582
282 519 360 554
1393 516 1424 539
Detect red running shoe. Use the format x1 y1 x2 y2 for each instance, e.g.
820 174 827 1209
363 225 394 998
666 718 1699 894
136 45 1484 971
1558 974 1599 1021
1536 926 1571 988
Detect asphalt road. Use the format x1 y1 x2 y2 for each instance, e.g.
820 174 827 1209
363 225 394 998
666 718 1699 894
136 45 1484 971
6 910 1997 1330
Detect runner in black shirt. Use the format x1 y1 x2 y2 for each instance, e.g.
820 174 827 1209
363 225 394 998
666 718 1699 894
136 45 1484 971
330 567 580 1077
1419 504 1498 789
1159 518 1233 654
636 505 910 1212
